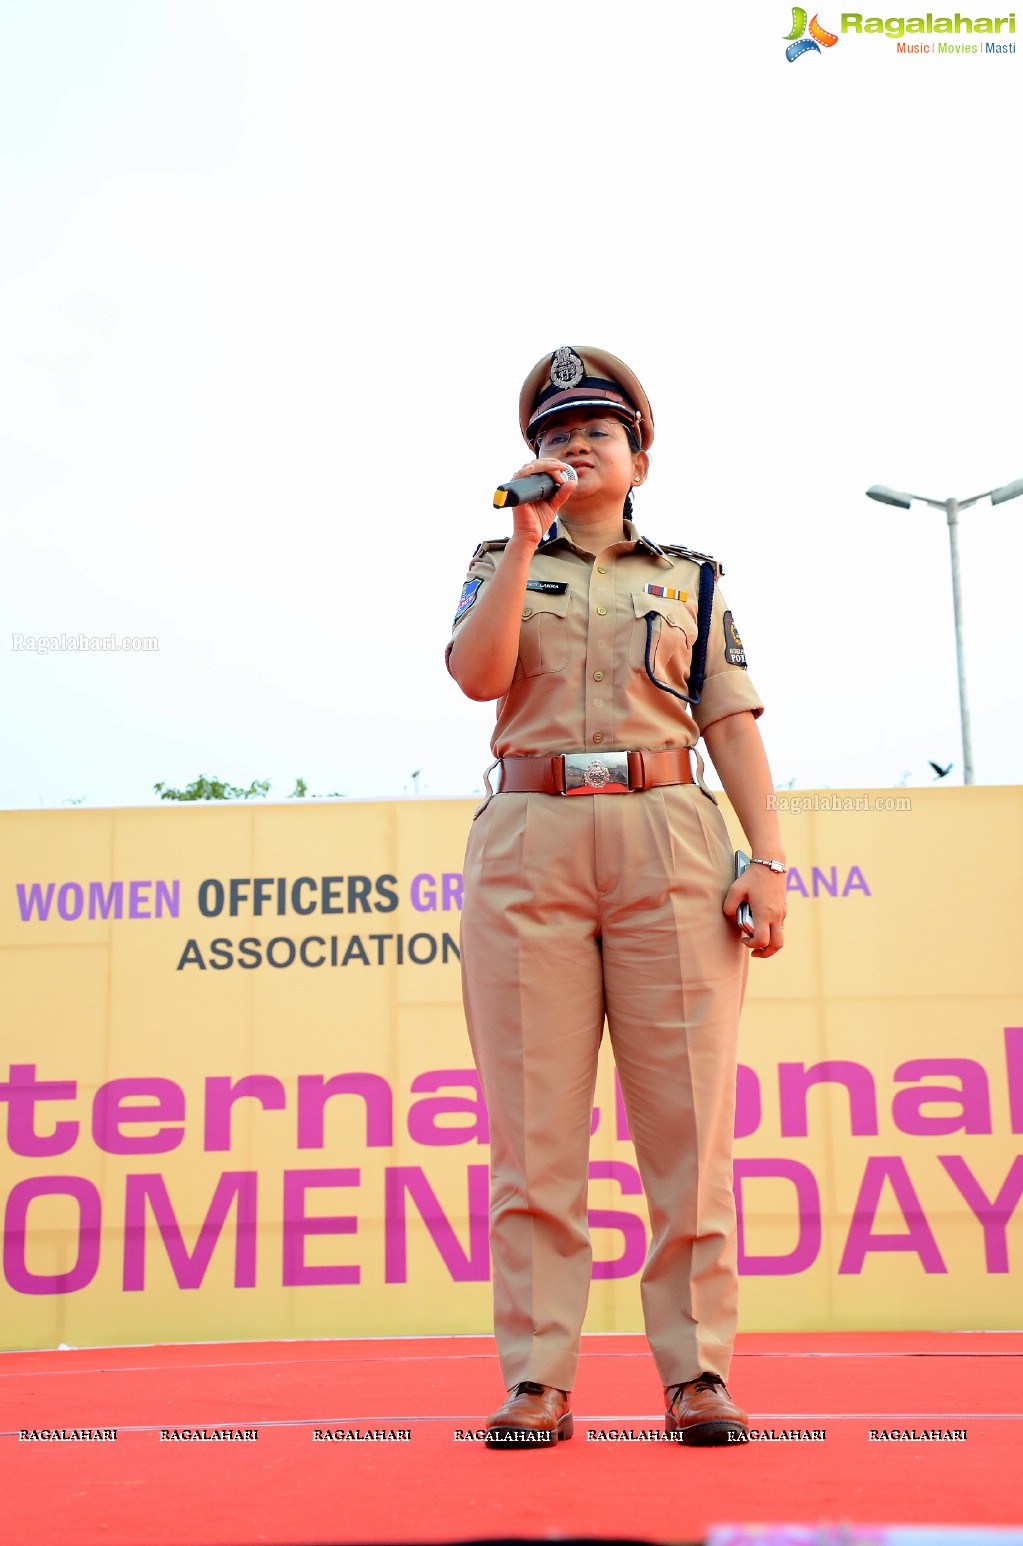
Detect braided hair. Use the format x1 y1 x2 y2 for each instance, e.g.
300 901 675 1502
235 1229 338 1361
623 423 641 522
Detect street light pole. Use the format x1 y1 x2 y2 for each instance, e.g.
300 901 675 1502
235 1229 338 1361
866 476 1023 787
943 496 973 785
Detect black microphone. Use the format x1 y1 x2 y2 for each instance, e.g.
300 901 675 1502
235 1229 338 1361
493 472 560 509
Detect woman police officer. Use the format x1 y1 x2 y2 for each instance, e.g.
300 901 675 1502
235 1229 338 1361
446 346 786 1448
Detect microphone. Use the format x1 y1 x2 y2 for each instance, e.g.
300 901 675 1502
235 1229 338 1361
493 470 574 509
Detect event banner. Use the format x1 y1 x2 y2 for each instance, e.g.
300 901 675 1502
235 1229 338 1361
1 788 1021 1350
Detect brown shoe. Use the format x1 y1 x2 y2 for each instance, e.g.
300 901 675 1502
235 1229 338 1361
485 1381 573 1448
664 1372 749 1446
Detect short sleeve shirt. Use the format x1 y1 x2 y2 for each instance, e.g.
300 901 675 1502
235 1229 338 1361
447 518 764 759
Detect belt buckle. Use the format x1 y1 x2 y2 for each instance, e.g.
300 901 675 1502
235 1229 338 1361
563 751 630 795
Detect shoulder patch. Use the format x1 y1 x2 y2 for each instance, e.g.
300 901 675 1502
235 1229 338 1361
660 543 724 580
723 610 747 667
453 578 482 624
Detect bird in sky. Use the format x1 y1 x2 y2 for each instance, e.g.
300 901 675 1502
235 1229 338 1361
929 761 954 780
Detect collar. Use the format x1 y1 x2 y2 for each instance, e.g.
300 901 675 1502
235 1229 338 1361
539 516 670 561
624 519 668 560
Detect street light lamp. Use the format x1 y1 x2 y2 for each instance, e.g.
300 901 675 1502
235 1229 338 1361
990 477 1023 507
865 476 1023 785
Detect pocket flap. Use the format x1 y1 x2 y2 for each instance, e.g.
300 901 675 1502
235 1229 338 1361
631 592 694 637
521 590 572 620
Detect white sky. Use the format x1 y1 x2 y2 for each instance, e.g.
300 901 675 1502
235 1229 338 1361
2 0 1021 808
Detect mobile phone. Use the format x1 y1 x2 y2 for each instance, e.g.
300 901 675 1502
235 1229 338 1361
733 850 754 935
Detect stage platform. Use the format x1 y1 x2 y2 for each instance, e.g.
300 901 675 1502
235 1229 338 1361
3 1332 1021 1545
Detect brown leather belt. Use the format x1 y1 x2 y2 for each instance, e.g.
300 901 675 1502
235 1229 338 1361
497 748 696 796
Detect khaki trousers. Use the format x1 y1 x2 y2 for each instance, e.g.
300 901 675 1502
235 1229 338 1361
460 782 748 1393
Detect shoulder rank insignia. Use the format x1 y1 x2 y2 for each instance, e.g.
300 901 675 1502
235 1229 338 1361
660 542 723 579
470 536 511 562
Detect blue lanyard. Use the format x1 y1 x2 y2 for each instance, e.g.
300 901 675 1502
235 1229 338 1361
642 559 715 707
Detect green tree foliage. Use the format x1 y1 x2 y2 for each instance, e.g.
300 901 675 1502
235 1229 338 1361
153 775 342 801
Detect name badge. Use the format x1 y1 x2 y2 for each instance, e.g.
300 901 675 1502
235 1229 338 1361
526 580 568 594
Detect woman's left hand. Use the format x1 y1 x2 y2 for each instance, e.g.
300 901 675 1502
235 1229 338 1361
723 864 787 958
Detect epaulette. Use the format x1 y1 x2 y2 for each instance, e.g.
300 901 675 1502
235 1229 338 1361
660 543 724 580
470 537 511 561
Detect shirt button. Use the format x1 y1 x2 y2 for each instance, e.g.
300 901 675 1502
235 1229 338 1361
593 671 604 682
596 606 607 616
521 607 533 619
596 565 608 574
592 733 604 744
593 698 603 707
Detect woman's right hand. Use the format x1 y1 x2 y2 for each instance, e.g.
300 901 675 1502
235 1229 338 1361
507 458 578 549
448 457 579 701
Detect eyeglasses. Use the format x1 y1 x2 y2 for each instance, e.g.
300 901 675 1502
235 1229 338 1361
535 418 627 451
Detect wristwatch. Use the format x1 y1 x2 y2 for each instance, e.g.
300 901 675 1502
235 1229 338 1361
749 857 787 873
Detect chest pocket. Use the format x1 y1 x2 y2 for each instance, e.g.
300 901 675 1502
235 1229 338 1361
628 593 696 679
515 590 573 678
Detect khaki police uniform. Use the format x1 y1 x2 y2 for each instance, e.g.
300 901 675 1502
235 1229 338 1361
449 515 764 1394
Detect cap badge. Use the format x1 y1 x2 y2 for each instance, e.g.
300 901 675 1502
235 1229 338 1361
550 346 585 391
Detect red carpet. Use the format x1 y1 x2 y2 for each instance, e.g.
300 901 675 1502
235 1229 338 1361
3 1332 1020 1544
